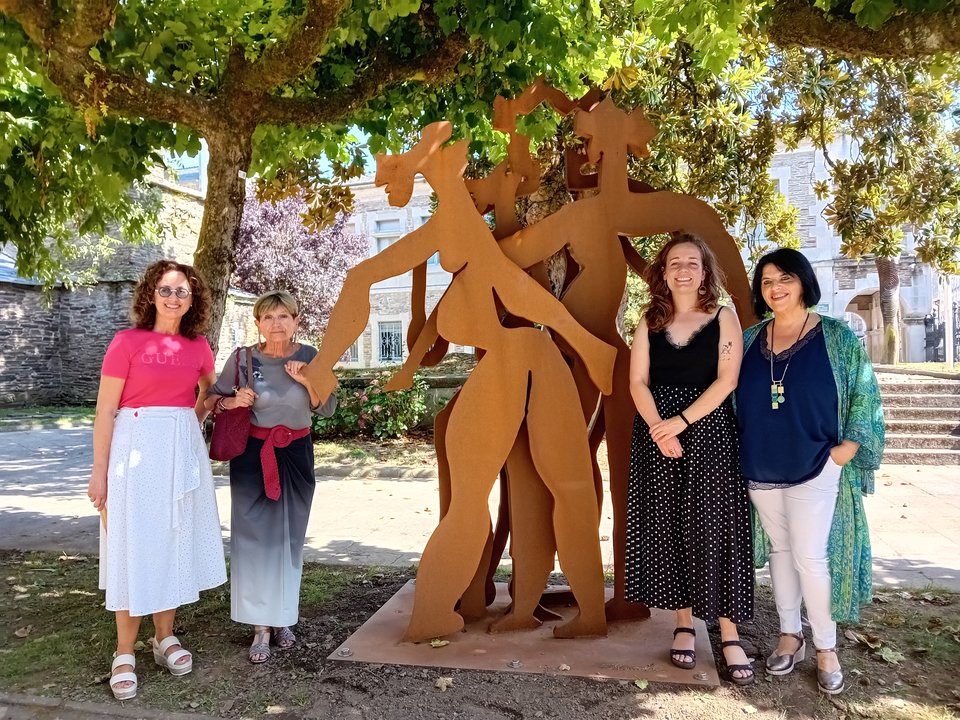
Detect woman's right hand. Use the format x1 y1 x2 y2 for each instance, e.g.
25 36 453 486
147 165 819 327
656 437 683 459
228 387 257 409
88 473 107 510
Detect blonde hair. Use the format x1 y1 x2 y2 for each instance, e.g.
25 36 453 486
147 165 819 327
253 290 299 320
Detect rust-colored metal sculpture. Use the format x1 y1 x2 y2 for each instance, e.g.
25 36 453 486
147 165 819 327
304 85 757 643
303 121 615 643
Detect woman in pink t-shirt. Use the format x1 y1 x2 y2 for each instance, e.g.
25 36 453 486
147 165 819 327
87 260 226 701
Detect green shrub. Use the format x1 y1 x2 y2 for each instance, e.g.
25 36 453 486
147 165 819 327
312 371 428 439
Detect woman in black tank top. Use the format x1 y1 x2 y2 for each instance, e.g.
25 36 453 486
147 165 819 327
625 234 755 685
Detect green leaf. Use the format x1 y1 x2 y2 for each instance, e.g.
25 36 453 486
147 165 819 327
877 646 905 665
853 0 897 30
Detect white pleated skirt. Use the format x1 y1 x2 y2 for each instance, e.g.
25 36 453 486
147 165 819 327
98 407 226 616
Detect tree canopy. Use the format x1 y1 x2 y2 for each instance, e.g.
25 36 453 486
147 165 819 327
3 0 960 349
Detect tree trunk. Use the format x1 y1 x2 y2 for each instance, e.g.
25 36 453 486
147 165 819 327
875 255 901 364
193 131 254 354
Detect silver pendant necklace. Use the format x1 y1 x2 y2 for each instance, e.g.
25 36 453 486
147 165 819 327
769 314 809 410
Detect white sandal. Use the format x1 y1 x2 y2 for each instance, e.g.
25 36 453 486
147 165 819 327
151 635 193 676
110 653 137 700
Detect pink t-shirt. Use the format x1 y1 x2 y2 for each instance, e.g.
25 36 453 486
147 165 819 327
101 328 215 408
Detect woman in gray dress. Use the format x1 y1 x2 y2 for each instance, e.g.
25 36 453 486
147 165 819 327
205 290 336 663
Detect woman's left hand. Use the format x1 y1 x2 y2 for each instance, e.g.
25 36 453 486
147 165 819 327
829 439 860 466
285 361 309 386
649 415 686 443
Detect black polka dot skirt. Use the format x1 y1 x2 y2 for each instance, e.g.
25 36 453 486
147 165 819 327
624 386 753 623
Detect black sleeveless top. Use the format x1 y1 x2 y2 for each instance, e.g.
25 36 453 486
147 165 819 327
648 310 721 387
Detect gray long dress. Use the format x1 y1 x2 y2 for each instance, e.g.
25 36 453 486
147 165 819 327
210 344 336 626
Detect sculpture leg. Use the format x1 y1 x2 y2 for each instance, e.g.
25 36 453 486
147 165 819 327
525 344 606 639
603 348 652 622
489 423 557 633
403 357 526 643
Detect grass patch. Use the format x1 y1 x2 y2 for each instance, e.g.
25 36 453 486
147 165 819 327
0 405 95 431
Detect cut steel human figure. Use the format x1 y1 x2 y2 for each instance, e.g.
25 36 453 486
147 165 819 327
491 95 758 627
386 82 598 630
303 121 615 642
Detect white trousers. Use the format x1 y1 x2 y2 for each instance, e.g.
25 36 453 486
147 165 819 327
749 457 842 649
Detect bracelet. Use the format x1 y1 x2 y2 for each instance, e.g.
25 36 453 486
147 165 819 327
216 397 227 414
678 411 691 426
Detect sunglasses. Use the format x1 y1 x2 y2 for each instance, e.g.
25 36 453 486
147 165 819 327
156 286 192 299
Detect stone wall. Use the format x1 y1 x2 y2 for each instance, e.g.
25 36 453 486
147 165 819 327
0 181 258 406
57 282 135 404
0 283 62 406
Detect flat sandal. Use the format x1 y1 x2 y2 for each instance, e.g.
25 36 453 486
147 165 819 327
670 627 696 669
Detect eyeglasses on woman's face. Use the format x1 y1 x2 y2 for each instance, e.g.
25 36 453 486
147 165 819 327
156 286 192 299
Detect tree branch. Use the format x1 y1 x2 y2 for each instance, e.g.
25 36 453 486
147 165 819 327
256 30 471 127
48 47 214 132
0 0 55 48
239 0 347 92
767 0 960 58
57 0 117 49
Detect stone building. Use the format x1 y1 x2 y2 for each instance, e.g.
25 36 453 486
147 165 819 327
768 137 950 363
0 179 258 407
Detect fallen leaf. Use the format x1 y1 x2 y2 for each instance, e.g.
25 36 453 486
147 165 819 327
559 663 571 672
430 639 450 648
435 676 454 692
633 678 648 690
844 629 882 649
877 647 905 665
14 625 32 638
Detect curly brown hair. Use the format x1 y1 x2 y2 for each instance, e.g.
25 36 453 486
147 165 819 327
643 234 726 332
130 260 211 339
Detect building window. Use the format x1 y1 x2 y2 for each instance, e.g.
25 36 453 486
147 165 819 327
340 341 359 363
376 218 403 233
378 321 403 362
374 218 402 255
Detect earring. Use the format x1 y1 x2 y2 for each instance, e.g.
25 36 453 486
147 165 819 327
698 283 707 296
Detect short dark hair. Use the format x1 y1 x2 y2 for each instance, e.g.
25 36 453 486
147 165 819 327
131 260 211 339
751 248 821 318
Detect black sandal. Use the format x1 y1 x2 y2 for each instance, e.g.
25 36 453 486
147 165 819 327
721 640 755 686
670 627 697 669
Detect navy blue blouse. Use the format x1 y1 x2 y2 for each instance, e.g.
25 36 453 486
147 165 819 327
737 322 839 486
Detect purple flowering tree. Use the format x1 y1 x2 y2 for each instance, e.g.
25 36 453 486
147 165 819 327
234 193 368 339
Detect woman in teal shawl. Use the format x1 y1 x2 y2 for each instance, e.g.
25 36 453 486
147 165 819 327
737 248 884 696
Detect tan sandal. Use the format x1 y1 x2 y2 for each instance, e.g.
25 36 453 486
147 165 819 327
249 627 271 664
273 626 296 650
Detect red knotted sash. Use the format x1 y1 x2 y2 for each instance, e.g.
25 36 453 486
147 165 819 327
248 425 311 501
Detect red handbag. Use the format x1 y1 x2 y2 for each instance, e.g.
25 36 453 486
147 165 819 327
209 347 254 461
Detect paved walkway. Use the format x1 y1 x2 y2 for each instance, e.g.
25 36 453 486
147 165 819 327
1 427 958 589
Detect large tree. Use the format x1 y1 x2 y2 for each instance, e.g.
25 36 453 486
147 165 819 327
769 49 960 362
3 0 960 349
0 0 642 346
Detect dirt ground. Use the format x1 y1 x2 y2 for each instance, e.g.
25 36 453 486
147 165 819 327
2 552 959 720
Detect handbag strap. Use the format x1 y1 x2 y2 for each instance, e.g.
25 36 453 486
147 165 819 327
232 347 242 389
233 346 255 390
244 346 254 387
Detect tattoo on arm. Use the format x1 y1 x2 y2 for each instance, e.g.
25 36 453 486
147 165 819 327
720 341 733 357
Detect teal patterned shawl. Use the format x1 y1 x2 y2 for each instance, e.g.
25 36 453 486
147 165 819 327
743 314 885 622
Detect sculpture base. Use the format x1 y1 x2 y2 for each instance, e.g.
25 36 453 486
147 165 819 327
329 580 719 685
